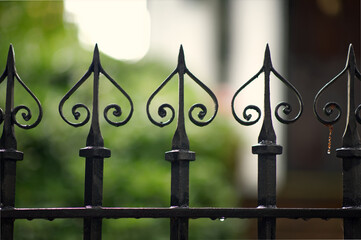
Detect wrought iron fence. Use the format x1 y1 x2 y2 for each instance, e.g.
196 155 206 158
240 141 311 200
1 42 361 240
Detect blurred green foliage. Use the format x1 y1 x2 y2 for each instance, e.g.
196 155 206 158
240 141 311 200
0 1 243 239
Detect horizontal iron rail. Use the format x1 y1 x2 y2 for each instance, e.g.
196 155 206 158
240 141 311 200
1 207 361 220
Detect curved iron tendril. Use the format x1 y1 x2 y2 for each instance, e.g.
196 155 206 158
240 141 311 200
313 44 360 126
0 44 42 129
59 44 133 128
232 44 303 126
146 45 218 128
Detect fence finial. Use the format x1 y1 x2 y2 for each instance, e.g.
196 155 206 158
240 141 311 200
264 43 272 68
59 44 133 128
0 44 42 131
232 44 303 239
314 43 361 148
232 44 303 132
146 45 218 129
316 43 361 239
177 44 186 70
146 45 218 240
0 44 42 240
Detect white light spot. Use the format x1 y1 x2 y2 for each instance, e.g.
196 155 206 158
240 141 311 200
64 0 150 61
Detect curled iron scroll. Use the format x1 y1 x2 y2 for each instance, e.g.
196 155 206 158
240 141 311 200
186 69 218 126
232 63 303 126
146 70 177 127
59 46 133 127
0 48 42 129
59 69 92 127
313 69 345 125
101 69 133 126
231 68 263 126
146 46 218 128
313 45 361 125
272 68 303 124
12 72 43 129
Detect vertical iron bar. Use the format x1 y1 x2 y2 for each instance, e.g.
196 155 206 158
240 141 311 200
79 45 110 240
252 45 282 239
148 44 217 239
60 43 131 238
165 46 195 240
0 45 24 240
336 45 361 239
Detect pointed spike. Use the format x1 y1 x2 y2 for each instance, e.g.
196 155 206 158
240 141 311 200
265 43 270 52
7 44 15 66
93 43 100 61
177 45 186 69
346 43 356 67
264 44 272 68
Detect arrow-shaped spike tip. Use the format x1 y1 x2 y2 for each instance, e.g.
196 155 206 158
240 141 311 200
177 44 186 69
9 44 14 52
94 43 99 56
179 44 184 54
346 43 356 67
264 43 272 68
7 44 15 65
92 43 100 65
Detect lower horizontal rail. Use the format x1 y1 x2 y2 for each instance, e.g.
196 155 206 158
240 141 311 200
1 207 361 220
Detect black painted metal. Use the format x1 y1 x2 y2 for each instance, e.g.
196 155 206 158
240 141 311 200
147 45 218 240
1 43 361 240
59 44 133 240
0 44 42 240
315 44 361 239
232 44 303 239
2 207 361 219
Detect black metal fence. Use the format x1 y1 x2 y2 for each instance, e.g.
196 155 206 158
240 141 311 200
1 42 361 240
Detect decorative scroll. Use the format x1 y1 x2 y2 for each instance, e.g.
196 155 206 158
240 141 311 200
146 45 218 128
232 44 303 126
0 45 42 129
59 44 133 128
313 44 360 126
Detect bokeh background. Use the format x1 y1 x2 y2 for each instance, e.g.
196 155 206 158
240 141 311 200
0 0 360 239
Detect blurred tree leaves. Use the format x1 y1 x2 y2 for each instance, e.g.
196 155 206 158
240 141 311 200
0 1 242 239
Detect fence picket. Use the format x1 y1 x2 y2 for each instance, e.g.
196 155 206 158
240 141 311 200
0 43 360 240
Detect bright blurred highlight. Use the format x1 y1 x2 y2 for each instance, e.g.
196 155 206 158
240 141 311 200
64 0 150 61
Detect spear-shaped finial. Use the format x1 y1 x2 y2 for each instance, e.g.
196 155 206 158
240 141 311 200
92 43 100 65
263 43 273 70
232 43 303 136
258 44 276 143
7 44 15 68
59 43 133 128
172 45 189 150
85 44 103 147
1 44 17 149
177 45 186 71
0 45 42 239
342 44 360 148
345 44 356 68
314 43 361 151
0 44 42 133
